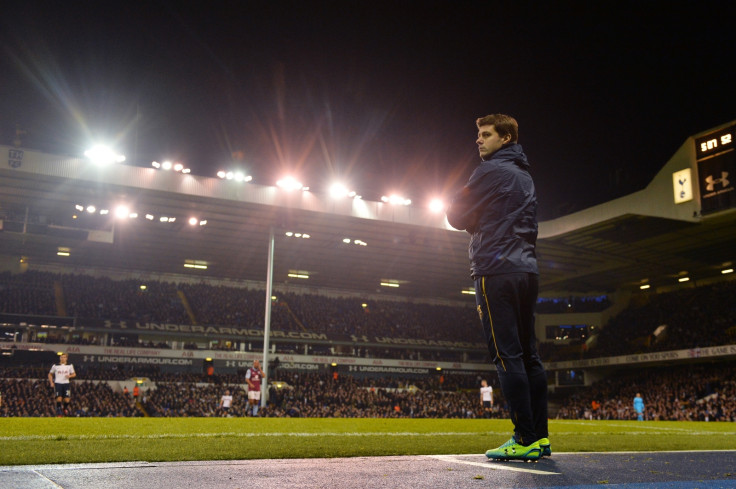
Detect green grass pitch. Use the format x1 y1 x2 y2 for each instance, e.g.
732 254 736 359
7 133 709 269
1 418 734 466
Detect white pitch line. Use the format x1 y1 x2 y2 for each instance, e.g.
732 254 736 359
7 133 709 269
429 454 560 475
31 469 65 488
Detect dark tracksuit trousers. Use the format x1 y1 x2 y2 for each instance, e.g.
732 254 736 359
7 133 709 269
475 272 548 446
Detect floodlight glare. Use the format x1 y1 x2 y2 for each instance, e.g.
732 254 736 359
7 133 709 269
382 194 411 206
188 217 199 226
86 205 96 213
151 161 161 169
75 204 84 211
276 176 304 191
99 209 109 215
84 145 126 165
173 163 184 172
428 198 445 213
161 161 173 171
114 205 130 219
329 183 349 199
217 170 227 179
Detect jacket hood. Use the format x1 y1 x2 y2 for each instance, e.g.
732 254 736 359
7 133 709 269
481 143 530 170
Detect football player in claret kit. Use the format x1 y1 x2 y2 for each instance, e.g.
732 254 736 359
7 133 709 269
245 360 265 417
48 353 76 416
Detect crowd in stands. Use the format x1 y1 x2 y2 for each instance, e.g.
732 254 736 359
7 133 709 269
588 281 736 358
3 271 734 364
0 363 503 419
0 377 141 417
538 280 736 362
0 270 485 347
554 362 736 422
1 361 734 421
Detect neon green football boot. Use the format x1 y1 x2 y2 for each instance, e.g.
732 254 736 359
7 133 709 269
538 437 551 457
485 437 541 461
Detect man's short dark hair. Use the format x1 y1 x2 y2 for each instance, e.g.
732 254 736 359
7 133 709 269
476 114 519 143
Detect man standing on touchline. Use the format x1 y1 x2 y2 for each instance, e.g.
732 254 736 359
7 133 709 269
446 113 549 461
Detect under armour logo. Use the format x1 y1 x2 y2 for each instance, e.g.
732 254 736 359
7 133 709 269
705 172 730 191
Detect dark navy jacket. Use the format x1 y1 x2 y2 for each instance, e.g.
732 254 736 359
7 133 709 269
446 143 538 279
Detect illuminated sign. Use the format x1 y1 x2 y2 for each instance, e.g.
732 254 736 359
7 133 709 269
672 168 693 204
695 125 735 160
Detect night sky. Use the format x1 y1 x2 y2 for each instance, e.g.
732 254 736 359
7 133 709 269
2 1 735 220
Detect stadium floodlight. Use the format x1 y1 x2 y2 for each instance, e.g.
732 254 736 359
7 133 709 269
342 238 351 243
276 176 304 191
75 204 84 211
173 163 184 172
639 284 651 290
151 161 161 169
381 194 411 206
84 145 126 165
114 205 130 219
329 183 348 198
99 209 109 215
678 277 690 283
217 168 253 182
199 220 207 226
184 259 208 270
145 214 154 220
188 217 199 226
233 171 252 182
428 198 445 213
161 160 173 171
722 268 734 275
287 272 309 279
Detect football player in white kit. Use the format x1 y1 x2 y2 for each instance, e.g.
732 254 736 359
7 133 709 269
48 353 76 416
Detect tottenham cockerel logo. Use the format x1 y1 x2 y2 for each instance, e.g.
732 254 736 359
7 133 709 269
705 172 730 191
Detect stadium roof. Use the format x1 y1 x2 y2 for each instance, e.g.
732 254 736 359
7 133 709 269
1 122 734 301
